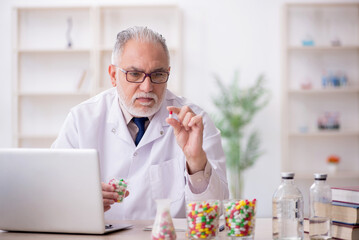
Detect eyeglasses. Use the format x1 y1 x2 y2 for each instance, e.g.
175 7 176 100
113 65 169 84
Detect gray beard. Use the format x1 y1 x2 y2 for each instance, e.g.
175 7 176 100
117 87 165 117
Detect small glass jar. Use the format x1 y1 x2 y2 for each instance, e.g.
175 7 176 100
186 200 220 239
152 199 176 240
223 199 257 239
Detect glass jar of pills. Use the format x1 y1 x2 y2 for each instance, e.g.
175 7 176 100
223 199 257 239
186 199 220 239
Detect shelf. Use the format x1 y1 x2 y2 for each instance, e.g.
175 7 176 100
286 3 359 7
19 134 58 140
99 46 179 52
17 6 91 11
17 48 91 53
288 46 359 51
99 4 179 9
295 171 359 180
18 92 91 97
289 88 359 94
283 3 359 187
289 131 359 137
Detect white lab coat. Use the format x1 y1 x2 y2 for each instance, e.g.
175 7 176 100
52 88 229 219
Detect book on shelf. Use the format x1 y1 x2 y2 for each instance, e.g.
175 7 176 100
304 218 359 240
332 221 359 240
314 201 359 225
332 186 359 205
304 218 309 233
332 201 359 225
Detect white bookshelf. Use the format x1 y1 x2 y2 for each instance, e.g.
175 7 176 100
296 171 359 180
289 88 359 94
289 131 359 137
282 3 359 181
288 46 359 51
13 5 182 148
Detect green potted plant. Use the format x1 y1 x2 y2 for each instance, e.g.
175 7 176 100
212 71 270 198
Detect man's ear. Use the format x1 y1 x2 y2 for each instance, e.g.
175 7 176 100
108 65 117 87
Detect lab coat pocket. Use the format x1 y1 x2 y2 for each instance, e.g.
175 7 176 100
149 158 185 203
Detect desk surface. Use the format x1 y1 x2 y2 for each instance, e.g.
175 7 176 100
0 218 272 240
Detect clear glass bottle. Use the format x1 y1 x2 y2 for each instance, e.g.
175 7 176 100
309 173 331 240
272 172 304 240
152 199 176 240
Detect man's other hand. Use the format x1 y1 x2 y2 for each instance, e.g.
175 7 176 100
101 182 129 212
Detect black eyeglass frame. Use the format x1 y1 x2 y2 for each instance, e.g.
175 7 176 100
112 65 170 84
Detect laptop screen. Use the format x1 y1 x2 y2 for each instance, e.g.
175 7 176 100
0 148 107 234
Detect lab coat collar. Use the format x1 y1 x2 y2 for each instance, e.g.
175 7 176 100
107 88 121 124
107 89 134 145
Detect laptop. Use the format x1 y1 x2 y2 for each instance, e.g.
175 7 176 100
0 148 132 234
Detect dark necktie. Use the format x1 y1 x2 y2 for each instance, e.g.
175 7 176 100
133 117 148 146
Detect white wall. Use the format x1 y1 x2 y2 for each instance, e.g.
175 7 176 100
1 0 359 218
179 0 283 218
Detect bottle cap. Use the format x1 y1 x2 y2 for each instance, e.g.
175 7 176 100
281 172 295 179
314 173 327 180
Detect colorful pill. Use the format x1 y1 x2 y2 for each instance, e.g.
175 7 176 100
108 178 128 203
186 200 220 239
152 209 176 240
223 199 256 237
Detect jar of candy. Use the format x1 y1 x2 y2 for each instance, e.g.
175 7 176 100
152 199 176 240
223 199 257 239
186 200 220 239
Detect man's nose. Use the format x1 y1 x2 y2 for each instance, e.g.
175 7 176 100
139 76 153 92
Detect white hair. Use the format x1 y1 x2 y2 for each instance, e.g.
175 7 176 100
111 26 170 65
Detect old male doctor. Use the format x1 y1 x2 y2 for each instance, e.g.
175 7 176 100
52 26 229 219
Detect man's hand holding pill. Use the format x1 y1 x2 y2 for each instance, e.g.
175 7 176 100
101 182 129 212
166 106 207 174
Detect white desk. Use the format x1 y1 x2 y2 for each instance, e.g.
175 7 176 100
0 218 272 239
